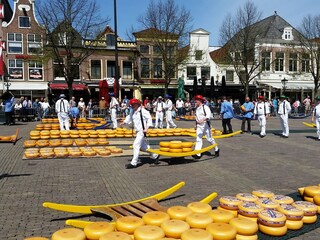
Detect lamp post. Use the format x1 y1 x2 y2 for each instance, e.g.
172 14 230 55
113 0 119 98
3 73 11 91
281 77 288 94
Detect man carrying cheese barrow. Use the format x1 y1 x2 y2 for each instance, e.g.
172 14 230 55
193 95 219 159
120 98 159 169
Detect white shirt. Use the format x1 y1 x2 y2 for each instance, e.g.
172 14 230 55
278 100 291 115
124 107 153 132
196 104 211 127
110 97 119 109
55 99 70 113
176 100 184 108
41 102 50 110
78 101 85 109
254 102 270 115
165 99 173 111
154 101 164 112
313 105 320 118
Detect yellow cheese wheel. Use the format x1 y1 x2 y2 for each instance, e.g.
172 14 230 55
208 209 234 223
68 151 82 157
116 216 145 234
236 234 258 240
142 211 170 226
170 140 182 143
285 220 303 230
107 134 116 138
258 224 287 237
302 215 317 224
238 202 263 218
24 140 37 147
181 229 213 240
257 210 286 227
160 219 190 238
52 228 86 240
40 152 55 158
169 143 182 149
157 134 166 137
237 214 258 223
24 238 49 240
314 194 320 205
168 148 182 153
252 190 274 198
84 222 115 240
229 218 258 235
304 186 320 197
110 148 123 153
55 152 69 158
24 152 40 159
187 202 212 214
255 198 279 210
181 142 193 148
185 212 213 228
182 148 193 152
206 223 237 240
79 134 89 138
292 201 318 216
160 147 170 152
217 206 238 217
219 196 242 210
134 225 165 240
236 193 258 202
303 195 314 203
271 195 294 205
277 204 304 221
167 206 192 220
97 150 111 156
100 231 131 240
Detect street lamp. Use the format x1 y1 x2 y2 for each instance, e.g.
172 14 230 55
281 77 288 94
3 73 11 91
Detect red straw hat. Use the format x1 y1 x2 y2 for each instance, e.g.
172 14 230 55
129 98 141 105
258 96 264 100
194 95 205 102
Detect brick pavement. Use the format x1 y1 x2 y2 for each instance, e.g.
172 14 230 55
0 116 319 239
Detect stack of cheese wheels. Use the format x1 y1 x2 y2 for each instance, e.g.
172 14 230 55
277 204 304 230
157 129 166 137
50 130 60 139
37 140 49 147
181 142 194 152
54 147 69 158
271 195 294 205
148 129 157 137
97 138 109 145
292 201 318 224
208 209 234 223
168 141 183 153
134 225 165 240
142 211 170 226
39 148 55 158
173 129 182 136
60 130 70 138
236 193 258 203
238 202 263 222
24 140 37 147
36 124 44 130
80 147 96 156
86 139 98 146
70 130 80 139
83 221 115 240
206 222 237 240
116 216 144 235
97 130 107 138
255 198 279 210
161 219 190 238
167 205 192 220
165 129 174 136
51 123 60 130
43 124 52 130
61 139 73 147
110 147 123 154
159 141 170 152
40 130 50 139
79 130 89 139
257 210 287 237
124 130 134 138
94 147 111 156
303 185 320 203
229 217 259 240
30 131 41 140
24 148 40 159
252 190 274 198
52 228 86 240
68 147 82 157
116 128 125 138
181 229 213 240
218 196 242 217
88 130 98 138
75 139 87 147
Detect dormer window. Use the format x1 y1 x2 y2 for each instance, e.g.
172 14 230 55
282 27 293 40
19 16 30 28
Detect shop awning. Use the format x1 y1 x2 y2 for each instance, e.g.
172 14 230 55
0 82 48 90
49 83 88 90
259 82 315 90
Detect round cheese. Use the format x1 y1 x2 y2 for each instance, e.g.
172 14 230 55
160 147 170 152
84 222 115 240
238 202 263 218
229 218 258 235
185 212 213 229
236 193 258 202
277 204 304 221
134 225 165 240
236 234 258 240
219 196 242 210
302 215 317 224
182 148 193 152
160 219 190 238
169 143 182 149
142 211 170 226
167 206 192 220
259 224 287 237
313 194 320 205
187 202 212 214
271 195 294 204
115 216 145 234
51 228 86 240
206 223 237 240
99 231 131 240
181 229 213 240
255 198 279 210
208 209 234 223
303 195 314 203
257 210 286 227
217 206 238 217
169 148 182 153
237 214 258 223
252 190 274 198
24 140 37 147
285 220 303 230
304 186 320 197
292 201 318 216
181 142 193 148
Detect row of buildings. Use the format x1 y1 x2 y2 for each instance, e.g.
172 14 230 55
0 0 317 103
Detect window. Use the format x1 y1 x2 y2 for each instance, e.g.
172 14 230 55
167 46 174 56
107 61 116 78
195 50 202 60
275 52 284 71
289 53 297 72
19 16 30 28
282 27 293 40
106 34 116 47
27 34 42 54
201 67 210 80
261 52 271 71
140 45 149 54
187 66 196 80
140 58 150 78
91 60 101 79
8 59 23 79
226 70 234 82
53 58 64 78
8 33 22 53
301 54 310 73
29 61 43 80
153 46 161 54
122 61 132 79
153 58 162 78
71 64 80 80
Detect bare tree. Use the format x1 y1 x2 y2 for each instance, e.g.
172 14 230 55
298 14 320 98
219 0 262 97
135 0 192 94
36 0 109 97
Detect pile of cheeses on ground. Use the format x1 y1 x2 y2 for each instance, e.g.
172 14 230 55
24 185 320 240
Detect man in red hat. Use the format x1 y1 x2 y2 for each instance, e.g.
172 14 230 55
193 95 219 159
120 98 159 169
253 95 270 138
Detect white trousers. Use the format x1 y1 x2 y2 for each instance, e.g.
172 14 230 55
155 111 163 128
195 123 218 157
166 110 176 128
279 114 289 136
257 115 266 136
58 112 70 130
131 131 148 165
111 108 117 129
316 117 320 139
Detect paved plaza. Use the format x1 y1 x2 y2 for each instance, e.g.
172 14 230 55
0 116 320 239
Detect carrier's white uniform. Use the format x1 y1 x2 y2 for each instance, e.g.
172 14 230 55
154 101 164 128
313 104 320 139
195 104 218 156
123 107 154 166
278 100 291 137
165 99 177 129
110 97 119 129
254 102 270 136
55 99 70 130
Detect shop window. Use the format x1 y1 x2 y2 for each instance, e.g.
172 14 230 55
90 60 101 79
187 66 196 80
29 60 43 80
8 59 23 79
140 58 150 78
123 61 132 79
27 34 42 54
8 33 23 54
226 70 234 82
153 58 162 78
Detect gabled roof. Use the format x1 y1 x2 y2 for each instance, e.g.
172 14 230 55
190 28 210 35
133 28 178 39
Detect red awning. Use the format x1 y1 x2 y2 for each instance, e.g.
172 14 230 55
49 83 88 90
